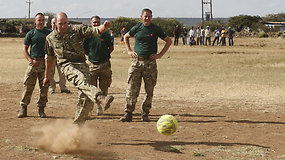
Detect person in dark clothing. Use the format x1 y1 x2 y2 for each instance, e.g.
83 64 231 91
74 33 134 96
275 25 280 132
227 27 235 46
182 27 187 45
173 25 180 46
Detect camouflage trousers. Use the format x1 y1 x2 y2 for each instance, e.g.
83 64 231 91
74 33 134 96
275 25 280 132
87 60 112 110
87 60 112 96
125 58 157 114
49 59 67 91
60 62 102 124
20 59 48 108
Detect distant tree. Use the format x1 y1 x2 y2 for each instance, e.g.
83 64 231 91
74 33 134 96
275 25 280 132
111 17 183 37
196 20 226 31
228 15 264 32
263 13 285 22
152 17 183 37
111 17 140 36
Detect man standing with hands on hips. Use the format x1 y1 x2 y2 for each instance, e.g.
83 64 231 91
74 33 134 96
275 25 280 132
43 12 114 125
120 8 172 122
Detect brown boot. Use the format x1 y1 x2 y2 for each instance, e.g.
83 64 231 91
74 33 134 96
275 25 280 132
38 106 47 118
120 112 132 122
142 113 150 122
17 106 27 118
96 95 114 111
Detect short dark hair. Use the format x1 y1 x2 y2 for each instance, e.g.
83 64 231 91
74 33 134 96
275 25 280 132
35 12 44 17
141 8 152 16
91 16 100 20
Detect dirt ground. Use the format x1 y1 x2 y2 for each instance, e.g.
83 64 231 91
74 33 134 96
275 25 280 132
0 37 285 160
0 82 284 160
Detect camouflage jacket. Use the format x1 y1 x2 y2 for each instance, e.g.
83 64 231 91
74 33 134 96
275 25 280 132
45 25 101 64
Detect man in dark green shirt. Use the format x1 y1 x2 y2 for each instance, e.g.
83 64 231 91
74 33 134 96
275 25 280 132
120 8 172 122
19 13 51 118
83 16 114 115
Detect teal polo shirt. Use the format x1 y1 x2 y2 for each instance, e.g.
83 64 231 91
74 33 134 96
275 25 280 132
83 32 113 63
128 23 167 57
24 28 51 58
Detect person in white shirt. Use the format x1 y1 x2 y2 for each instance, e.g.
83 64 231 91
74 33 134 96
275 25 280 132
205 26 211 46
189 26 195 46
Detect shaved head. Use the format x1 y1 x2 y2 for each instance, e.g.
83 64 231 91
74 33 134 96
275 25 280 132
55 12 68 35
55 12 68 20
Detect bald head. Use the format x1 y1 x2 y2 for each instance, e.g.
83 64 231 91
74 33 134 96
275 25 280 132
55 12 68 35
56 12 68 20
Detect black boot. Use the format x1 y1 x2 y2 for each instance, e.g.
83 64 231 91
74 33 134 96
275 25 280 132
142 112 150 122
17 106 27 118
38 106 47 118
120 111 132 122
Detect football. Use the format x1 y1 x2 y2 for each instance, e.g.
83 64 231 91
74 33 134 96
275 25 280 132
156 115 178 136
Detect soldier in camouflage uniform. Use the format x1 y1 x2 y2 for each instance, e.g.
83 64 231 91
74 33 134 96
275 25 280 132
83 16 114 115
18 13 51 118
43 12 114 125
120 8 172 122
49 17 71 94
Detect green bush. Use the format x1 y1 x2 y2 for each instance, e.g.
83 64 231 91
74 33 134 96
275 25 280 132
111 17 183 37
275 31 282 37
258 32 269 38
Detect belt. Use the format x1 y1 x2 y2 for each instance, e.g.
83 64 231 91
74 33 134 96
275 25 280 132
31 57 44 60
91 59 109 65
137 56 152 61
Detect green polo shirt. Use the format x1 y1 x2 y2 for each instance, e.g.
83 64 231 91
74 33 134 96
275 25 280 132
83 32 113 63
24 28 51 58
128 23 167 57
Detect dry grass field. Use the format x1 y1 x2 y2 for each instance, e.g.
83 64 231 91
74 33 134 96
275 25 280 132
0 37 285 160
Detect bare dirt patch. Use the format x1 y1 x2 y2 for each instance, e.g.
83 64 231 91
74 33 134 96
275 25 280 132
1 37 285 160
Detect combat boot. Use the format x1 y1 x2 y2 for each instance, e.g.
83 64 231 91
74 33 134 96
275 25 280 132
97 107 103 116
142 113 150 122
38 106 47 118
17 106 27 118
120 111 132 122
96 95 114 111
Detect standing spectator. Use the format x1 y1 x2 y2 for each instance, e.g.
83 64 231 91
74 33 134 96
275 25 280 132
181 26 187 45
227 26 235 46
218 25 224 45
120 27 126 43
120 8 172 122
205 26 211 46
173 25 180 46
44 12 114 125
49 18 71 94
200 26 205 46
189 26 195 46
212 27 220 46
220 27 227 46
18 13 51 118
83 15 114 115
196 26 201 45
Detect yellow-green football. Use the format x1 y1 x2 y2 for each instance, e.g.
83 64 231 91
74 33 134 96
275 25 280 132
156 115 178 136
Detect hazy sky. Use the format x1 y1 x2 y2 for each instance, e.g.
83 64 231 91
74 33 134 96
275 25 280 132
0 0 284 18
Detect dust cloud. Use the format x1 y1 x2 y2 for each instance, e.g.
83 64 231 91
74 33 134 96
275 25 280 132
32 119 97 153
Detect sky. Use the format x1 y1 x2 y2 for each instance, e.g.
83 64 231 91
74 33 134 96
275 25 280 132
0 0 284 18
